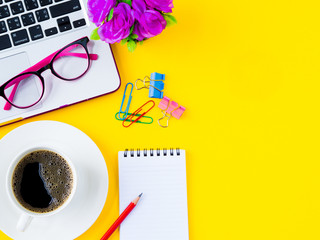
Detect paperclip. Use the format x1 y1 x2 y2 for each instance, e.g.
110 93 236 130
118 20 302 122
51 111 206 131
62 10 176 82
118 83 133 120
115 112 153 124
123 100 155 128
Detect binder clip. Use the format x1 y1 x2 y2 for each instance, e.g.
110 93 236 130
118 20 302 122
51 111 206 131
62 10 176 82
135 72 165 99
123 100 155 128
158 96 186 128
118 83 133 120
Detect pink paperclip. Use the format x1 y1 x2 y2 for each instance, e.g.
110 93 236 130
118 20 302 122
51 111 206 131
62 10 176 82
172 106 186 119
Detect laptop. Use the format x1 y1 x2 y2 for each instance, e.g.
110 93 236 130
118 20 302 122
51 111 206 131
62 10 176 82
0 0 121 126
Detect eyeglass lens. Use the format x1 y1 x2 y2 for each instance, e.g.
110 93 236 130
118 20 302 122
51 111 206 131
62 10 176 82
52 43 90 80
4 74 43 108
4 42 90 108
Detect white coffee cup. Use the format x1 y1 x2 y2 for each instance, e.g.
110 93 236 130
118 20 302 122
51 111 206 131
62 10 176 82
6 145 77 232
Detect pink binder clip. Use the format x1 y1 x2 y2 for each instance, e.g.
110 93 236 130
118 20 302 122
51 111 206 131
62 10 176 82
158 96 170 110
172 106 186 119
158 96 185 128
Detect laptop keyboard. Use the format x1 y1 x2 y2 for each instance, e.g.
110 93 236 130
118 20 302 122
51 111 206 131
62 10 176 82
0 0 86 51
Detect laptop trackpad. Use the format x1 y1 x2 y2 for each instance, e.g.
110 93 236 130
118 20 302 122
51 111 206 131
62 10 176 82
0 52 42 121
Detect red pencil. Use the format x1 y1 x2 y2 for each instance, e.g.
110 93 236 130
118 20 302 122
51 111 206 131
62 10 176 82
100 193 143 240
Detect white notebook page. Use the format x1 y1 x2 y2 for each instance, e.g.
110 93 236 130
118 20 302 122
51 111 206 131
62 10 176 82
118 149 189 240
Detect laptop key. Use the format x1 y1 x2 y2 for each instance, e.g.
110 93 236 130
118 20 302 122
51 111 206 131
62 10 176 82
0 20 7 33
21 12 35 26
49 0 81 18
10 1 25 15
11 29 29 46
0 6 10 19
0 34 11 50
0 0 3 5
4 0 14 2
39 0 52 6
73 18 85 28
57 16 71 32
29 24 43 40
24 0 38 10
7 16 21 30
35 8 49 22
44 26 57 36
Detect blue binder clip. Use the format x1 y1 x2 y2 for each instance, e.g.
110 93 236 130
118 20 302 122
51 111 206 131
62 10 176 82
118 83 133 120
149 72 165 99
135 72 165 99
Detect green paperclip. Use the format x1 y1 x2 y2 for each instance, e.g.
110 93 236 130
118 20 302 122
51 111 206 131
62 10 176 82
115 112 153 124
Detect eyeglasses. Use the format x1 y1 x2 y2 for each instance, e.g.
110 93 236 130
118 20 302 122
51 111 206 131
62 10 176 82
0 37 98 110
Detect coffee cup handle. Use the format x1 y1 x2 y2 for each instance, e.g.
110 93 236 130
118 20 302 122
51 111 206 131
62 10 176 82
17 214 33 231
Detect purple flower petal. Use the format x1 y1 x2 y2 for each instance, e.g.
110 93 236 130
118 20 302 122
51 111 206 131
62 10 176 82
87 0 116 26
133 10 166 41
98 3 134 43
145 0 173 13
132 0 147 20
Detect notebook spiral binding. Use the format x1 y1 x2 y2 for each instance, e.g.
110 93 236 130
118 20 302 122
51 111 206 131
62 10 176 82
124 148 181 157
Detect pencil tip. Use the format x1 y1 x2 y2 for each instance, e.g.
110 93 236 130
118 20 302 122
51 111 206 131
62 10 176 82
139 193 143 197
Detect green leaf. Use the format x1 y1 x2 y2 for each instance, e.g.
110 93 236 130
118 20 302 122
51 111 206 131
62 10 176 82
127 40 137 52
121 38 128 45
131 34 138 39
90 28 100 40
139 41 143 45
107 8 114 21
120 0 132 6
163 14 177 27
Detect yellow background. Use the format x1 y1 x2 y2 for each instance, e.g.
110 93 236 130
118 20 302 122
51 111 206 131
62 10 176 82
1 0 320 239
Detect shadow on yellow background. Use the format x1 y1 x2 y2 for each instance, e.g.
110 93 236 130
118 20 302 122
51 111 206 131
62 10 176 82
1 0 320 239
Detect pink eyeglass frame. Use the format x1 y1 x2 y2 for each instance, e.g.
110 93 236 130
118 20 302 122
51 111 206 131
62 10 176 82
0 36 98 110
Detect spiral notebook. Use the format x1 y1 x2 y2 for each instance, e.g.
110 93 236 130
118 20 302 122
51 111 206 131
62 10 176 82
118 149 189 240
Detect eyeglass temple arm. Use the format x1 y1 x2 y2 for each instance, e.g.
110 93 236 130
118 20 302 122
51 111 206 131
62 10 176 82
4 50 98 110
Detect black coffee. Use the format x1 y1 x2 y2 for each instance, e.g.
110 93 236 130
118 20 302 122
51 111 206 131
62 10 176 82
12 150 73 213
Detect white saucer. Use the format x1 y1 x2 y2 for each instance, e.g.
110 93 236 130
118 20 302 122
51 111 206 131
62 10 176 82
0 121 109 240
